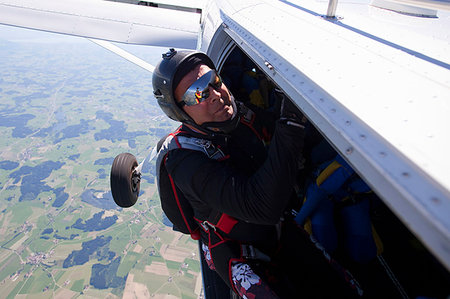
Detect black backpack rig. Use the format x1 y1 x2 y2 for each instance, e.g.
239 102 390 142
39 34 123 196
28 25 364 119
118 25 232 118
155 126 239 240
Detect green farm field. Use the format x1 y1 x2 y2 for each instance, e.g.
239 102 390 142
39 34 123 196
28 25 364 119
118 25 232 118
0 25 201 298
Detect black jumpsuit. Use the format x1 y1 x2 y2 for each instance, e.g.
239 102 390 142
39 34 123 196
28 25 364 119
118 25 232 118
163 109 361 298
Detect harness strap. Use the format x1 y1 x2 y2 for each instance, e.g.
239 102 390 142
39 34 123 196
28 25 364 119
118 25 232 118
156 130 236 240
195 213 239 236
176 135 226 160
164 155 201 240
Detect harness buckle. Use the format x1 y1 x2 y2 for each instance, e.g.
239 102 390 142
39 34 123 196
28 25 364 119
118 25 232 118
202 221 217 232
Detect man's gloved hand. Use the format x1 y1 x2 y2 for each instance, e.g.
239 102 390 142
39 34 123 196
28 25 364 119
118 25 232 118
275 88 308 128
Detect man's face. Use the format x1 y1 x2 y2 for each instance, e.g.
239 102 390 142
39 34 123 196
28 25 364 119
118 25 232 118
174 64 234 125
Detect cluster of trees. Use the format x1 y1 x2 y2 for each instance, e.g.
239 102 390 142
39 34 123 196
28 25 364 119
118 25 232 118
90 257 126 289
63 235 113 268
71 211 117 232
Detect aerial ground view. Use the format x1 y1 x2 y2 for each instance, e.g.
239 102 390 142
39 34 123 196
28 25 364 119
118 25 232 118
0 25 202 298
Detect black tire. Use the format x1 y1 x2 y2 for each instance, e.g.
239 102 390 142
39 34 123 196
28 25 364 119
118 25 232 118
110 153 140 208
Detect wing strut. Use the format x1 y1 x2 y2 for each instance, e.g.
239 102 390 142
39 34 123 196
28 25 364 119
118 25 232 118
89 39 155 73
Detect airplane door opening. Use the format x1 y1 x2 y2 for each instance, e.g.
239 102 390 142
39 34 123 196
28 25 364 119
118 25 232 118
218 45 450 299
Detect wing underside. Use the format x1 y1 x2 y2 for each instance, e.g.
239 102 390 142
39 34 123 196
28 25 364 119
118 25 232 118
0 0 201 49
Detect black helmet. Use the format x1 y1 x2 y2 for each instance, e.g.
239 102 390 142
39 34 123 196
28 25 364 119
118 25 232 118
153 48 214 123
153 48 240 135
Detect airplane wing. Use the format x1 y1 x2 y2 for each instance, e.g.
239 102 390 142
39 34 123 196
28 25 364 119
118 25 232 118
0 0 203 49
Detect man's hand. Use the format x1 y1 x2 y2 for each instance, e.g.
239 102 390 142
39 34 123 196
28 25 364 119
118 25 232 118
275 89 308 127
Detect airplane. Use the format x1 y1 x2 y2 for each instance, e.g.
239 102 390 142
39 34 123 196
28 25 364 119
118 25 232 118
1 0 449 297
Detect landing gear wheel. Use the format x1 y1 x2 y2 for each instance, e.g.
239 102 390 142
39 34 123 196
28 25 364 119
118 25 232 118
110 153 140 208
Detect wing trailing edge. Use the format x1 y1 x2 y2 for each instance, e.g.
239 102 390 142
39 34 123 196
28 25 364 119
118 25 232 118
0 0 201 49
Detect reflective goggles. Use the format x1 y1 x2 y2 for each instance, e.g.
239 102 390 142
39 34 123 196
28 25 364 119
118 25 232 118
178 70 222 107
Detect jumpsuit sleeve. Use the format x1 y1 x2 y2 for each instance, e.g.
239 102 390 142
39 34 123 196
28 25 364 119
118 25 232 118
165 121 305 225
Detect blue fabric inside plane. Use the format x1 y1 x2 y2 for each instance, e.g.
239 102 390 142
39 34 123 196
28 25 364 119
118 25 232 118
295 154 376 263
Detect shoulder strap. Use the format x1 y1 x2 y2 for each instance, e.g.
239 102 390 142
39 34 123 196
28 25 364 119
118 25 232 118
155 132 226 182
176 136 226 160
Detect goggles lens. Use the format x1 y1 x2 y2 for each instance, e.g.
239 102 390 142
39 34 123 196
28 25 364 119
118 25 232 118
179 70 222 107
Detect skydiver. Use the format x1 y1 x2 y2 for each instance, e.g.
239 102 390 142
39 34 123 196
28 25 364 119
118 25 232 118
152 48 362 298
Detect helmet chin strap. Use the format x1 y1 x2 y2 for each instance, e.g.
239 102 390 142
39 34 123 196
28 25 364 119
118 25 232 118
189 94 241 136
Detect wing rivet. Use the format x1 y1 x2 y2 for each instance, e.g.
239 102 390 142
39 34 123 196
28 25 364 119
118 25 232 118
264 61 274 70
431 197 441 204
